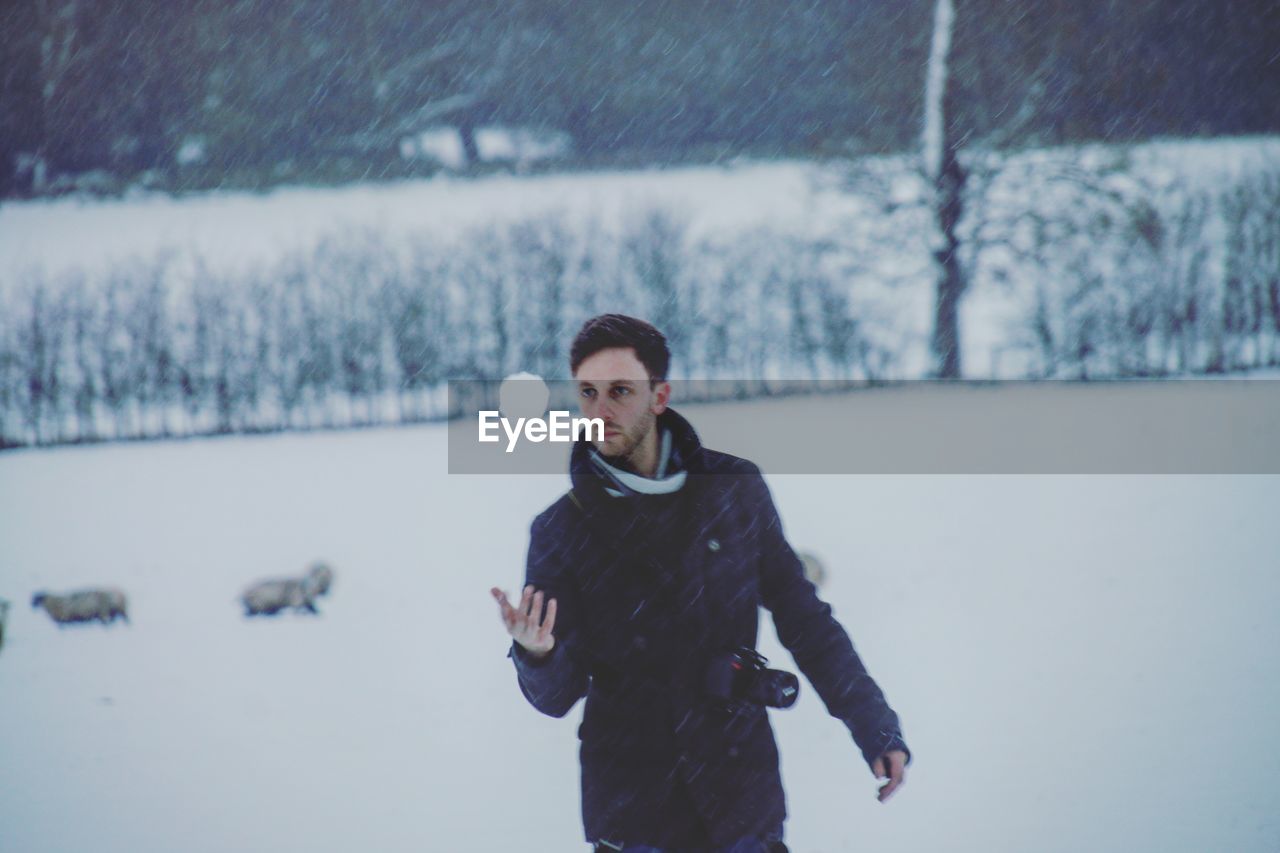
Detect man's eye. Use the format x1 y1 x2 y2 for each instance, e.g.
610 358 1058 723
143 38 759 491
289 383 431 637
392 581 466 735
612 387 631 397
579 388 595 398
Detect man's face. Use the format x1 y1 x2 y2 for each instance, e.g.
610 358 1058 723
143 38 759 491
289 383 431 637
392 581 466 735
574 347 669 461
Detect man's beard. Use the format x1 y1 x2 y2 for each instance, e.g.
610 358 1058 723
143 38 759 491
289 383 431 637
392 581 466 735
598 410 657 472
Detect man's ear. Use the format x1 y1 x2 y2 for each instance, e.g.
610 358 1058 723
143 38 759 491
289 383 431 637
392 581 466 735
651 380 671 414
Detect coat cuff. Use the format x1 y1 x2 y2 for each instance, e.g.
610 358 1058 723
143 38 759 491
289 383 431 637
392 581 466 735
508 640 557 668
855 726 913 769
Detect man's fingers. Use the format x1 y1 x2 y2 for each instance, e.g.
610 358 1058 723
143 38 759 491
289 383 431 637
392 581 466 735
535 598 557 645
499 585 559 644
490 587 505 609
876 752 907 803
543 597 557 635
492 587 537 638
879 765 904 801
892 754 907 785
491 588 516 629
514 586 534 637
492 587 511 610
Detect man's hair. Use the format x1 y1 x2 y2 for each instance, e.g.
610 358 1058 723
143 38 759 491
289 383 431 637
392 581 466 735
569 314 670 383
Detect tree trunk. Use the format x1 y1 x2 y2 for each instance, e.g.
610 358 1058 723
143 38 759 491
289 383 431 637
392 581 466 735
923 0 967 379
459 117 480 169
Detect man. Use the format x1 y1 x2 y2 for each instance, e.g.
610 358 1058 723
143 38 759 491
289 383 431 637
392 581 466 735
490 314 911 852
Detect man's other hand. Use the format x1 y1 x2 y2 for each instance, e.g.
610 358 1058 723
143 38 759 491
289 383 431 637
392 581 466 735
871 749 908 803
491 584 557 658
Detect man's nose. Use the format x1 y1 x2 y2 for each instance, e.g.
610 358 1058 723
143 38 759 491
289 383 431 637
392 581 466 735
587 399 615 422
581 399 611 423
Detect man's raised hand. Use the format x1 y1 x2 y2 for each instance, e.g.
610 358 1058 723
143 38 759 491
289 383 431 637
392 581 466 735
491 584 557 658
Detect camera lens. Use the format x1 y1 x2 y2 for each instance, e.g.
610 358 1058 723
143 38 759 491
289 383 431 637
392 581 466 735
748 669 800 709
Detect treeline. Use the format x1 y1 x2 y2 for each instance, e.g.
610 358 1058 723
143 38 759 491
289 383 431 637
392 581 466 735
3 0 1278 196
0 214 890 449
1005 165 1280 378
842 143 1280 379
2 146 1278 450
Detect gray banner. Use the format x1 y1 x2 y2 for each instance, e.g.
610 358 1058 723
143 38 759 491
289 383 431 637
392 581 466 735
447 379 1280 474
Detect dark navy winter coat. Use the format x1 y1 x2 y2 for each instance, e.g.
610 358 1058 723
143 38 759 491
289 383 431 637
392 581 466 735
507 407 911 848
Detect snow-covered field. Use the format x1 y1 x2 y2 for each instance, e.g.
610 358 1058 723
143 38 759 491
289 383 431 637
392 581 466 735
3 137 1274 286
0 160 827 285
2 389 1277 853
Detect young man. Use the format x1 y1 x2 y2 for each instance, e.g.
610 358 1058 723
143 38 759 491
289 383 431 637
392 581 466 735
490 314 911 852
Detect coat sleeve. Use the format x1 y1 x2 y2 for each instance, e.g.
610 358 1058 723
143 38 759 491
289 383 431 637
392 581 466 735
506 509 590 718
750 468 913 769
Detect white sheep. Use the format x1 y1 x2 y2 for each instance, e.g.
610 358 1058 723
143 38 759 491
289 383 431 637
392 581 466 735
305 562 335 596
240 562 335 617
31 588 130 626
240 578 317 617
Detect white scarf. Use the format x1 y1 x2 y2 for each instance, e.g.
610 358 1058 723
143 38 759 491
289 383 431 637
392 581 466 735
590 428 688 497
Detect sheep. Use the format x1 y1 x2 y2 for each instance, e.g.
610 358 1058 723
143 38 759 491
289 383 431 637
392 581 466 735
240 562 335 617
798 551 827 590
97 588 129 623
305 562 335 596
31 587 130 626
241 578 317 617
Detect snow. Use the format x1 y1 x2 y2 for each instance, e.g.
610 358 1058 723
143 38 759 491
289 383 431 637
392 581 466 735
2 389 1278 852
0 160 825 287
404 127 468 169
401 125 573 170
176 138 208 168
474 126 573 165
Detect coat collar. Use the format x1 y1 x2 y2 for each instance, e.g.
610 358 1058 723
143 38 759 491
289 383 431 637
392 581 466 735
569 407 705 505
567 407 709 580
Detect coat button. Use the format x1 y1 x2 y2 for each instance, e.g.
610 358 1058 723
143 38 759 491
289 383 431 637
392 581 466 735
632 635 648 650
727 745 739 758
708 538 721 552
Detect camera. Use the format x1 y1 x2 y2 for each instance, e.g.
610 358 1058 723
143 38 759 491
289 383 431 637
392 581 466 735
704 647 799 709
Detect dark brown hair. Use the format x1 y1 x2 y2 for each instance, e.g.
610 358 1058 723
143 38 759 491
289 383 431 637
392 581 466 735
569 314 670 383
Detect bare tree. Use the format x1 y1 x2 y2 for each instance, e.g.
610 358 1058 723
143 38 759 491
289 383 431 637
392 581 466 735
624 210 690 376
922 0 966 378
508 218 571 380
